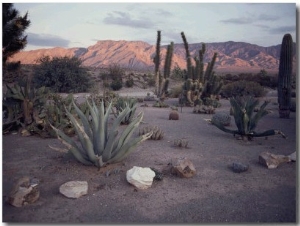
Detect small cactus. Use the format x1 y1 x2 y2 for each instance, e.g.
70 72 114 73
169 110 179 120
139 126 164 140
174 138 189 148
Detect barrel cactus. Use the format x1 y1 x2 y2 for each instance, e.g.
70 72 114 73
278 33 293 118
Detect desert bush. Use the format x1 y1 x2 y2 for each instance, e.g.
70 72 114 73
33 56 92 93
220 80 266 98
110 79 123 91
171 66 185 80
109 63 125 81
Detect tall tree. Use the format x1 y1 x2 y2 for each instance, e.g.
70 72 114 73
2 3 30 64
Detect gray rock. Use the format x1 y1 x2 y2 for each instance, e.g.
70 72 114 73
126 166 155 189
59 181 88 198
230 162 249 173
211 112 231 127
287 151 296 162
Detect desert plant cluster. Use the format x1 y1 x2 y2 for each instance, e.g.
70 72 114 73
2 22 295 170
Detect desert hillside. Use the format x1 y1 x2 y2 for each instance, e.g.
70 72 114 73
8 40 297 74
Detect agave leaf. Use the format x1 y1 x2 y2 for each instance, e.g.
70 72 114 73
65 107 97 164
101 130 118 162
72 100 92 139
112 111 144 155
50 124 90 162
108 131 153 163
249 100 270 131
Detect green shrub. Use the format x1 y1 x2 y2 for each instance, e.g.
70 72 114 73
109 63 125 81
33 56 91 93
220 80 266 98
125 78 134 88
169 85 183 98
110 79 123 91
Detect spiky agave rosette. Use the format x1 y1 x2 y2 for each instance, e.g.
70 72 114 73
50 98 152 168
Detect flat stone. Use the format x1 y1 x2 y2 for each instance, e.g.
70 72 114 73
171 158 196 178
259 152 291 169
59 181 88 199
126 166 155 189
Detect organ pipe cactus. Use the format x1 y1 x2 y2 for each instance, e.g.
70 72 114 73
180 32 222 108
50 99 152 168
153 30 174 99
278 33 293 118
211 96 286 141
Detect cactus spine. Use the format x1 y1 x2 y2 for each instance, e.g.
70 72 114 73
278 33 293 118
153 30 173 99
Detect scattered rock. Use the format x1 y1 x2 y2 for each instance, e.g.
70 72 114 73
59 181 88 199
126 166 155 189
287 151 296 162
169 110 179 120
229 162 249 173
259 152 291 169
8 177 40 207
171 158 196 178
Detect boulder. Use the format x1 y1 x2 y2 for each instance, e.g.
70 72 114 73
8 177 40 207
171 158 196 178
259 152 291 169
59 181 88 199
126 166 155 189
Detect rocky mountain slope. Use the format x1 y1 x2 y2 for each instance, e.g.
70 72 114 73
8 40 297 73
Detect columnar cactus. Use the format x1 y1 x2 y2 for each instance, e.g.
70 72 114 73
180 32 222 109
278 33 293 118
153 31 174 99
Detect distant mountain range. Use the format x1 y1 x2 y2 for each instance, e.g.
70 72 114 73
8 40 297 73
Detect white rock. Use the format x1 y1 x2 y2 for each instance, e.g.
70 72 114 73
288 151 296 162
126 166 155 189
59 181 88 199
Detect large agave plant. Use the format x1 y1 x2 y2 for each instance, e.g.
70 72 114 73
212 96 286 140
50 98 152 168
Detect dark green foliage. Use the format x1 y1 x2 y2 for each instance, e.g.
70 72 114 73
33 56 92 93
110 79 123 91
278 34 293 118
220 80 266 98
125 74 134 88
221 72 278 89
171 66 186 80
109 63 125 81
3 76 49 134
211 96 286 140
2 3 31 64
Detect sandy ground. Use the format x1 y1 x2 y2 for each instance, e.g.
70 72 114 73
1 90 297 223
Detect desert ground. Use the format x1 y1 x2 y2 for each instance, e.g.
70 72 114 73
2 87 297 224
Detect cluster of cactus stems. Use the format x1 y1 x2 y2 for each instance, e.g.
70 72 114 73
174 138 189 148
278 33 293 118
180 32 223 108
139 125 164 140
50 98 152 168
153 30 174 99
211 96 286 141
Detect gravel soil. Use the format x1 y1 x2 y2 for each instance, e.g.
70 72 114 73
2 93 297 224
